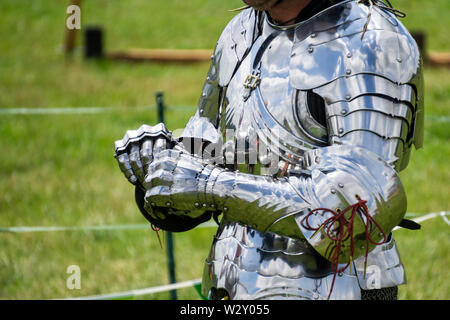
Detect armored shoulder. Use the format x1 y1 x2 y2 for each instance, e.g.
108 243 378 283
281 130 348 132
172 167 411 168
195 8 261 128
289 0 424 171
212 8 260 86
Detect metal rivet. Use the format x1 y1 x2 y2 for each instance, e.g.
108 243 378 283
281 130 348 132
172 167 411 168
307 47 314 53
346 69 352 75
223 207 228 211
397 57 402 63
341 109 347 115
310 33 317 38
345 95 351 101
338 183 344 188
338 128 344 134
347 52 352 58
166 202 171 206
199 109 204 114
210 55 215 60
202 203 207 207
195 202 200 207
331 189 337 194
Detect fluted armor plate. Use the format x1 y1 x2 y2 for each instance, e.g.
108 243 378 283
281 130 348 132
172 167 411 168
172 0 422 299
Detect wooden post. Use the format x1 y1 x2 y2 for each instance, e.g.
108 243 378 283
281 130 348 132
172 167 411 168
84 26 104 59
64 0 82 57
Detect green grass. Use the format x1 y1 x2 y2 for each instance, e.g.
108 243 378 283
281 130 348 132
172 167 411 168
0 0 449 300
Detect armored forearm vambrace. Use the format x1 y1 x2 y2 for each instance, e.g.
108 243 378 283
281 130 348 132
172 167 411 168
206 145 406 264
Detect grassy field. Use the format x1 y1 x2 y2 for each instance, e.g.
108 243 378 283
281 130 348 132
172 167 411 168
0 0 449 300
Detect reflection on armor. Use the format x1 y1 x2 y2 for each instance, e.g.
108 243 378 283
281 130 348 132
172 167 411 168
203 221 361 300
194 0 422 300
126 0 423 300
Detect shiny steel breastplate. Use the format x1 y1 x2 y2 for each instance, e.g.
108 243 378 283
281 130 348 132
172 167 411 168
202 7 407 300
204 16 361 300
219 18 328 176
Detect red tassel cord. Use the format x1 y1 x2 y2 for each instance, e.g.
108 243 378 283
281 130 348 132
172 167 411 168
151 224 164 248
301 195 387 299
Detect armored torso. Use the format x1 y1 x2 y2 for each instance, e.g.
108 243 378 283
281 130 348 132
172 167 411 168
219 16 328 177
188 0 422 299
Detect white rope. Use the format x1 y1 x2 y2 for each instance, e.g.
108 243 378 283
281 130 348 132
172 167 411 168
0 105 194 115
1 213 447 234
0 224 149 233
0 106 152 115
0 106 447 122
440 211 450 226
61 278 202 300
426 115 450 123
393 211 449 231
50 211 448 300
0 221 217 233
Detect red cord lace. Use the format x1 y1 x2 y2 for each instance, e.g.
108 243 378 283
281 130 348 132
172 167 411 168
301 195 387 299
151 224 163 248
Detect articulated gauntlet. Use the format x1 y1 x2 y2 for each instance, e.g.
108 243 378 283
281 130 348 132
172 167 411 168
144 144 406 264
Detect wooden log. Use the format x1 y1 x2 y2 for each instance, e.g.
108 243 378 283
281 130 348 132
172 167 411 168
106 48 213 63
428 51 450 68
106 47 450 68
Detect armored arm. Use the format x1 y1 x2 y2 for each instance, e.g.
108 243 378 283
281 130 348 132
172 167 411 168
128 35 225 232
144 5 424 263
146 143 406 263
113 47 224 231
132 8 263 231
130 63 224 232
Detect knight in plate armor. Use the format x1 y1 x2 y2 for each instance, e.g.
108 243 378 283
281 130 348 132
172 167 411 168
114 0 424 300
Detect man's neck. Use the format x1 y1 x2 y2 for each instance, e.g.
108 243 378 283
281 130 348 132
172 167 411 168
267 0 313 25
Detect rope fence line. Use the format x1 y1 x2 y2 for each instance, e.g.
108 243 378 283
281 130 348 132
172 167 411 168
61 278 202 300
0 106 449 123
0 212 448 234
0 221 218 233
0 105 195 115
56 211 448 300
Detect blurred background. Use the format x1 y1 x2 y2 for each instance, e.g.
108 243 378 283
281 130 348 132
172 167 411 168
0 0 448 300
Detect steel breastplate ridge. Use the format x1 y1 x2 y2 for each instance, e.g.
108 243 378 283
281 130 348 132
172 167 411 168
203 1 409 299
